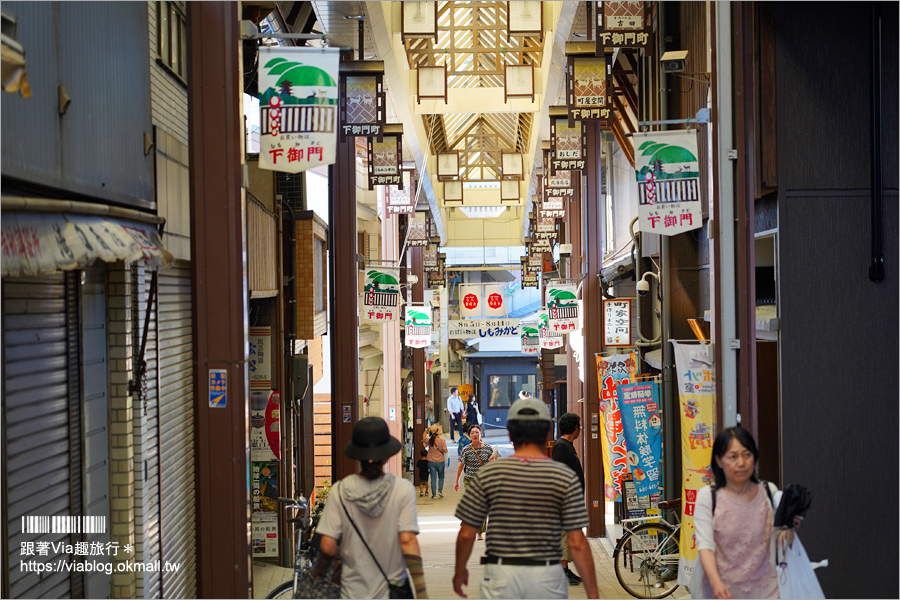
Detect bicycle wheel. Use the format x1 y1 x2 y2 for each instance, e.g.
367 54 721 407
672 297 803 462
614 523 681 599
264 579 294 599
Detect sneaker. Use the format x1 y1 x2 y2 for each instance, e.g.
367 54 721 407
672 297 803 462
419 492 424 497
565 569 582 586
431 495 435 499
437 492 444 498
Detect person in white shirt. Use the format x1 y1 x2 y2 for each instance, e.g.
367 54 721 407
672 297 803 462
447 387 464 441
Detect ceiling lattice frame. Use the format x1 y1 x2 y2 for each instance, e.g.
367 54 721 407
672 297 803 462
406 1 542 179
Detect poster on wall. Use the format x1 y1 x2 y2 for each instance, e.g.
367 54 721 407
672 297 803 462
362 267 400 322
634 129 702 236
618 381 662 496
249 327 272 389
596 352 638 501
259 47 340 172
250 390 281 461
405 304 432 348
252 519 279 557
251 460 279 519
671 341 716 586
546 282 579 332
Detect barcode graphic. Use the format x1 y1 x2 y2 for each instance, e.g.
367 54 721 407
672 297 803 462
21 516 106 534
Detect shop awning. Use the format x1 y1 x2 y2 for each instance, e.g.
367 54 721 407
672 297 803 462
1 212 174 277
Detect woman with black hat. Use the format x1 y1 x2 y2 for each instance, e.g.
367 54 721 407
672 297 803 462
317 417 428 599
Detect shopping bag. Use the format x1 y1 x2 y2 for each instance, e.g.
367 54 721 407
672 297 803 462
775 534 826 599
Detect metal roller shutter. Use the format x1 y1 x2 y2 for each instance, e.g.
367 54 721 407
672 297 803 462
2 274 73 599
156 263 196 598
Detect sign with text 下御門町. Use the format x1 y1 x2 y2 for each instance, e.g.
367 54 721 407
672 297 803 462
634 129 703 236
448 318 520 340
258 47 340 173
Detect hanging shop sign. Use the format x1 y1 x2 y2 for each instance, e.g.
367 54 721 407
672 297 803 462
539 311 564 349
567 55 611 124
671 340 716 586
483 283 508 317
634 130 703 236
618 381 662 497
249 326 272 389
405 304 432 348
423 246 438 268
521 258 540 288
362 266 400 322
339 69 385 140
459 284 482 318
547 168 574 190
520 325 540 355
449 318 520 340
407 212 429 247
603 298 633 347
595 1 651 50
387 170 416 216
259 47 340 172
538 205 567 220
546 282 579 331
597 352 638 501
551 117 587 170
367 134 403 189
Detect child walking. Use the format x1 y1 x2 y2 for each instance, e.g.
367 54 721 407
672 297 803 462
417 448 430 497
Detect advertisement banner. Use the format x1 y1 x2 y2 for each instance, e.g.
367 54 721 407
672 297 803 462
634 130 702 236
405 304 432 348
259 47 340 172
248 327 272 389
449 318 520 340
520 325 540 355
362 267 400 322
251 460 279 519
252 519 279 557
459 284 482 318
539 311 564 350
546 282 579 332
483 284 507 317
618 382 662 497
250 390 281 462
596 353 638 501
671 341 716 586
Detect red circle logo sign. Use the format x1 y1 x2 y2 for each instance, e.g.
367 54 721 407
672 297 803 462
464 293 479 310
488 293 502 309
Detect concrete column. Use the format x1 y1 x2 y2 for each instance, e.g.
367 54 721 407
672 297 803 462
187 3 250 596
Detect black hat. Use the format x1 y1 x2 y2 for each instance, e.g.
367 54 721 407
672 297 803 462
343 417 402 462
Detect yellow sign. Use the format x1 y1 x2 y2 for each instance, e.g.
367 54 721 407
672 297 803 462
458 384 474 398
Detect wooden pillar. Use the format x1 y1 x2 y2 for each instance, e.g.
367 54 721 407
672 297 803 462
410 246 426 484
582 122 605 537
187 3 250 596
328 134 359 481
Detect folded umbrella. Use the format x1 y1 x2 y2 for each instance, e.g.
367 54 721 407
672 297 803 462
774 484 812 528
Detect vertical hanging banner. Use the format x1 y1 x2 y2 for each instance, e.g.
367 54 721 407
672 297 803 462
634 130 703 236
671 341 716 586
339 72 385 140
538 311 564 349
459 284 482 318
259 47 340 172
567 56 610 124
617 381 662 497
596 353 638 501
483 284 508 317
407 212 429 247
248 326 272 389
603 298 633 346
546 282 579 332
520 325 540 355
387 170 416 216
405 304 432 348
551 117 587 171
368 134 403 189
362 266 400 322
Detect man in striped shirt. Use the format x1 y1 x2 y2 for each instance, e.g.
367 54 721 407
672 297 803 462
453 397 599 599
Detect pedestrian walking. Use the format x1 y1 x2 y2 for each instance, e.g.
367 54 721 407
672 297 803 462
422 425 448 498
453 423 493 540
447 387 464 441
424 394 434 427
465 393 480 427
317 417 428 599
453 397 599 599
552 412 586 586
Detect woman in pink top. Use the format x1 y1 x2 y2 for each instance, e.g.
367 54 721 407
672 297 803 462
423 425 448 498
694 427 784 599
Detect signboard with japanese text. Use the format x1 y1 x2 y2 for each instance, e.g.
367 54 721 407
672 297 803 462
209 369 227 408
407 212 429 247
249 326 272 389
597 352 638 501
405 304 432 348
259 47 340 172
367 134 402 189
340 73 385 140
539 311 564 349
567 56 611 124
551 117 587 173
596 1 651 50
423 246 438 268
618 381 662 496
251 460 279 519
546 282 579 331
520 325 540 355
547 168 574 190
603 298 633 346
387 170 416 216
483 284 508 317
622 474 661 523
634 130 702 236
362 267 400 322
671 341 716 586
459 284 482 318
449 318 521 340
250 390 281 462
252 519 279 557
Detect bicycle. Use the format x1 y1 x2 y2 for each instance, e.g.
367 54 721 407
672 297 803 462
264 495 317 599
613 498 682 599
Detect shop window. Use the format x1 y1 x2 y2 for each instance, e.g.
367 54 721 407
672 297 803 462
157 1 187 83
487 374 535 409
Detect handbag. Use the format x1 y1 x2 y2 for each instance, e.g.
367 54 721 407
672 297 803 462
339 486 415 599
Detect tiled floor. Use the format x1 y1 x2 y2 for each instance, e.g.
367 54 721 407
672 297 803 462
253 432 689 599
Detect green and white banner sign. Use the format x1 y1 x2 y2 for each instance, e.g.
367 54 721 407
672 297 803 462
634 129 702 235
362 267 400 322
259 47 340 173
405 304 432 348
520 325 540 355
546 282 579 331
539 311 564 350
